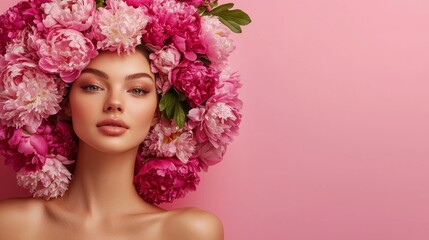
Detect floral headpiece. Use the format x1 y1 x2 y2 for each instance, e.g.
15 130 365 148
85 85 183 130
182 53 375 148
0 0 250 204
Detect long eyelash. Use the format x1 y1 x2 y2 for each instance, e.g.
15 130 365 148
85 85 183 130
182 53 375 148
130 87 149 95
81 84 102 92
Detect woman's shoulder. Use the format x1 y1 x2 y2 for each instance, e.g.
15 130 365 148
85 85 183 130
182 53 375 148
161 207 224 240
0 198 46 238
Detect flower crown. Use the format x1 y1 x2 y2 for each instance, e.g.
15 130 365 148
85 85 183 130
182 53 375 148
0 0 250 204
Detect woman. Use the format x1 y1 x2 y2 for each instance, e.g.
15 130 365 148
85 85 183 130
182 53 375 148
0 0 250 239
0 49 223 239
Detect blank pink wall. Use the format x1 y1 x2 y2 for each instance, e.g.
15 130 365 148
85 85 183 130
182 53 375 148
1 0 429 239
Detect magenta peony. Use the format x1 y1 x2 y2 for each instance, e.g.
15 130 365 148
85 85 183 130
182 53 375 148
37 119 78 160
0 57 64 132
170 60 219 106
134 157 200 204
91 0 149 54
143 0 205 60
195 141 226 170
42 0 95 31
36 28 97 82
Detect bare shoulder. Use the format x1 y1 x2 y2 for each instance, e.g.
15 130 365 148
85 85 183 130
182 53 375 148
162 207 224 240
0 198 45 236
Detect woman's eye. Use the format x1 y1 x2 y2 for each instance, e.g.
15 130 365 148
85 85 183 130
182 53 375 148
129 88 148 96
81 85 102 92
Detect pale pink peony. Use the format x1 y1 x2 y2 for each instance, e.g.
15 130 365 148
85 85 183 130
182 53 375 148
91 0 149 54
134 157 200 204
143 0 205 60
36 28 97 82
0 58 65 133
4 28 39 61
215 67 242 97
170 60 219 106
150 45 181 74
42 0 95 31
143 119 196 163
16 155 73 199
200 16 235 67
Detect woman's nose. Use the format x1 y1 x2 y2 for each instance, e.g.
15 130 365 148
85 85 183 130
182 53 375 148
103 92 124 113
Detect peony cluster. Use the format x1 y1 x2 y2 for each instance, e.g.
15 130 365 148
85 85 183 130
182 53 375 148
0 0 245 204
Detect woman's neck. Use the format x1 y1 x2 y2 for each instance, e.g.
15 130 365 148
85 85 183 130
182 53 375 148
59 142 155 219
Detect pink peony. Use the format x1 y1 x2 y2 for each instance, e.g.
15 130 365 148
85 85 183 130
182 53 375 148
200 16 235 67
150 45 181 74
143 119 196 163
154 74 173 95
42 0 95 31
134 157 200 204
170 60 219 106
16 155 73 199
36 28 97 82
0 57 65 132
195 141 226 170
91 0 149 54
143 0 205 60
3 128 47 171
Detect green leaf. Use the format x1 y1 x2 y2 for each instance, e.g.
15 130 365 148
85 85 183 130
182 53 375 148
159 90 174 112
174 103 186 129
209 3 234 15
95 0 104 8
219 17 242 33
219 9 252 26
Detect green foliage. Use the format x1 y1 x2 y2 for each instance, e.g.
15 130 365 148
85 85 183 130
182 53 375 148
159 89 190 128
95 0 104 9
204 3 252 33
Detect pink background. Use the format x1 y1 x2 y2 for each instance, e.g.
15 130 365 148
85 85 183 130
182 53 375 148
1 0 429 239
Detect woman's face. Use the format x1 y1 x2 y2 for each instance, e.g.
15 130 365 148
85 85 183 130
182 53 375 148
67 50 158 154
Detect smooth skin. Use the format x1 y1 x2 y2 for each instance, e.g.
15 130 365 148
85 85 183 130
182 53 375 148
0 50 223 240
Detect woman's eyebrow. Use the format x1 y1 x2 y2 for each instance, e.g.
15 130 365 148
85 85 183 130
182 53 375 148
80 68 154 82
125 73 154 82
80 68 108 79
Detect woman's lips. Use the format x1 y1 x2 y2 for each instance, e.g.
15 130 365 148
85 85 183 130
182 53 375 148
96 119 129 136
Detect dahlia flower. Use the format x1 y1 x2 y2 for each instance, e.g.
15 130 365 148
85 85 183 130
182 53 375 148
134 157 200 204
